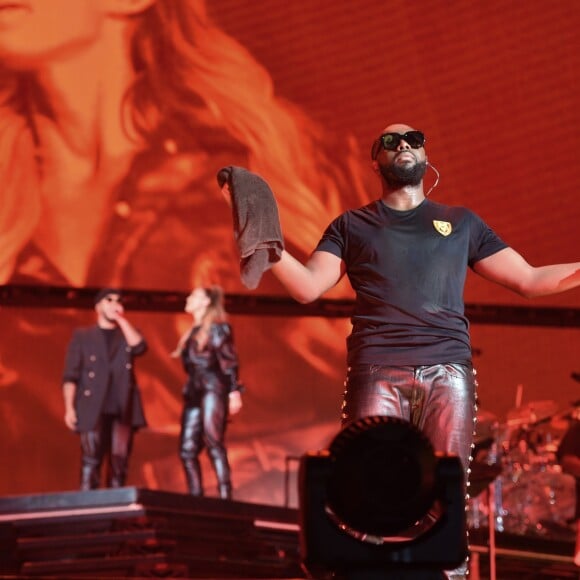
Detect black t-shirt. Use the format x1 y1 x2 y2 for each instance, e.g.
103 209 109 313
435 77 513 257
100 327 121 415
316 199 508 367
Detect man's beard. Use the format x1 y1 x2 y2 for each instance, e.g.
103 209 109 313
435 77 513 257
379 159 427 188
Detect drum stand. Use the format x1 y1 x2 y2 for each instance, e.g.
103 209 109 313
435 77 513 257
486 481 497 580
468 459 502 580
468 482 497 580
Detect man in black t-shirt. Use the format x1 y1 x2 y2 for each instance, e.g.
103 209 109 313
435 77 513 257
62 288 148 490
263 123 579 469
222 123 580 579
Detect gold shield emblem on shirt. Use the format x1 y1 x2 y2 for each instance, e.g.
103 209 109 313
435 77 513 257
433 220 452 237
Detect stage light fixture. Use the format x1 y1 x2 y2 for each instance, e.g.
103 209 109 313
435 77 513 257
298 416 467 580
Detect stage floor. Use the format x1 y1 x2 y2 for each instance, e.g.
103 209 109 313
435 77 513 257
0 487 301 579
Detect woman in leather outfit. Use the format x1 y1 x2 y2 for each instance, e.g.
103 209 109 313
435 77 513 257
172 287 242 499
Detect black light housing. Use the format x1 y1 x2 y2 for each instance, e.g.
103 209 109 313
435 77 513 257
298 416 467 579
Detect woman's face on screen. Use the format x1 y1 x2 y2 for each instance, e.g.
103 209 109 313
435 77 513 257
0 0 110 67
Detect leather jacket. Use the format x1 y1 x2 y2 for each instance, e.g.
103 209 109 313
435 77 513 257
181 322 240 401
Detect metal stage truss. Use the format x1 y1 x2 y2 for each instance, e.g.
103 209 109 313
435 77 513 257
1 284 579 327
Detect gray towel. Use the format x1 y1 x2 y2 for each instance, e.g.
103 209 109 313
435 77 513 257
217 166 284 289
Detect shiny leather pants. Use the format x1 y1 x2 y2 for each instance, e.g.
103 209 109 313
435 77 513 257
179 390 232 499
342 363 477 580
342 363 477 470
79 414 134 490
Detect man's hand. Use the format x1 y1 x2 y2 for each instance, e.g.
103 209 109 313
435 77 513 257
109 303 125 322
112 307 145 348
64 406 78 431
62 381 77 430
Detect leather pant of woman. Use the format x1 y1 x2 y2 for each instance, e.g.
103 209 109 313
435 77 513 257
341 363 477 580
179 390 232 499
79 414 134 490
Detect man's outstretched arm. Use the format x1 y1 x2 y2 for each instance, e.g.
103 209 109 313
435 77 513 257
474 247 580 298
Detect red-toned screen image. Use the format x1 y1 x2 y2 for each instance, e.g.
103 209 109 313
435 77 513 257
0 1 578 505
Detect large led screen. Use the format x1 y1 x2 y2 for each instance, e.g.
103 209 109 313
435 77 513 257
0 1 578 504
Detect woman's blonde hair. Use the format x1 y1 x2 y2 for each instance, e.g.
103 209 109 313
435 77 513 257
0 0 370 283
200 286 226 326
128 0 370 255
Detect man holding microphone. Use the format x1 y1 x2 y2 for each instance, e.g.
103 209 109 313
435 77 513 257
62 288 148 490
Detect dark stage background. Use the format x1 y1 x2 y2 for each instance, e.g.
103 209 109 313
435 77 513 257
0 1 578 505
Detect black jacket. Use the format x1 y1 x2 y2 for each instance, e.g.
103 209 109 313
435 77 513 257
181 322 240 402
62 325 148 431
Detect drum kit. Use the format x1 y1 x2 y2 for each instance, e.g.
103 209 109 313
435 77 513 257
468 400 577 540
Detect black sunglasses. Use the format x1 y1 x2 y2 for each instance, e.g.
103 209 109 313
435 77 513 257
371 130 425 159
104 295 123 304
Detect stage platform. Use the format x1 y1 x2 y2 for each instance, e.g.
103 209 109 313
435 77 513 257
0 487 302 579
0 487 577 579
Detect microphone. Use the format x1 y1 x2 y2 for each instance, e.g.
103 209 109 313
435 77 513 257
425 162 440 197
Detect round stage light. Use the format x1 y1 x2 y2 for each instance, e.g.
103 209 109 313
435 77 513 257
325 416 438 538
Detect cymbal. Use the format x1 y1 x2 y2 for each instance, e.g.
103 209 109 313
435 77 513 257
476 409 498 424
549 415 572 431
474 409 498 445
506 400 558 427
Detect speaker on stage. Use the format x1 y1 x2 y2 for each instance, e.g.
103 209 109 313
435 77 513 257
298 416 467 580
